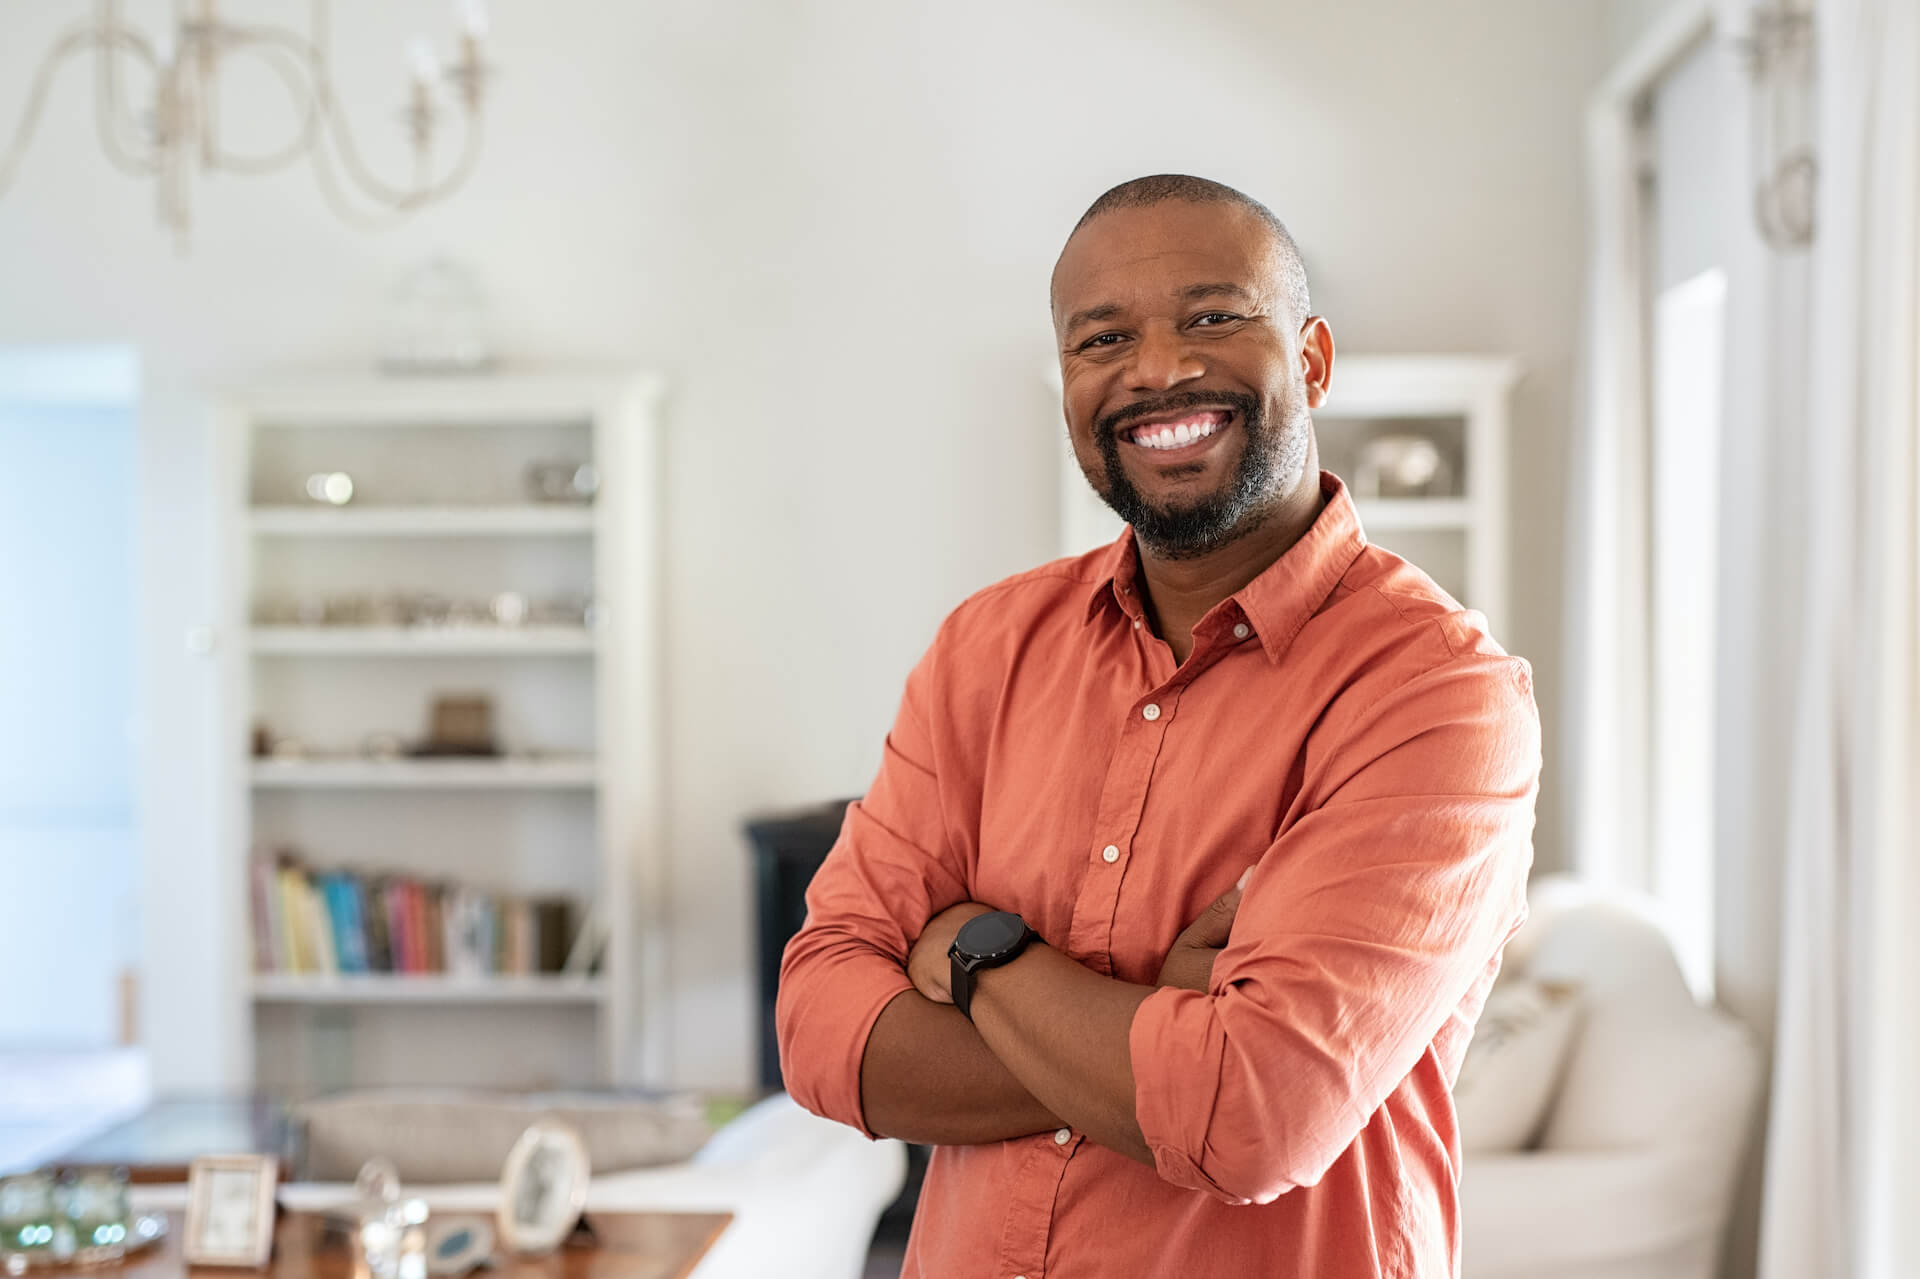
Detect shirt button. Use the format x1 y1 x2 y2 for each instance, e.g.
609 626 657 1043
1101 845 1119 863
1233 622 1251 640
1142 703 1161 721
1054 1128 1071 1145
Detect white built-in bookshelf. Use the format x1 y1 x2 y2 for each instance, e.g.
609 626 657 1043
1054 355 1520 634
217 373 665 1097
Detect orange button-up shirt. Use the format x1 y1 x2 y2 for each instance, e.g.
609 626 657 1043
777 473 1540 1278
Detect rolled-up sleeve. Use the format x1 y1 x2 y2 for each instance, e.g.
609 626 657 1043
1129 653 1540 1204
776 637 972 1137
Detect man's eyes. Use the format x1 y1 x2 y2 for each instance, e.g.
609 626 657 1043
1073 314 1244 353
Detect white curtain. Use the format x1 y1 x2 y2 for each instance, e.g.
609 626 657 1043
1758 2 1920 1275
1571 2 1920 1274
1562 48 1655 896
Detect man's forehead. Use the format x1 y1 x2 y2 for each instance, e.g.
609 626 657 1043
1052 202 1279 320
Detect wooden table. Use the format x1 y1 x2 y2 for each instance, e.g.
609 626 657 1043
107 1211 732 1279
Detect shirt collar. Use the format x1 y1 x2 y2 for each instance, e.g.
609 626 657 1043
1082 471 1369 664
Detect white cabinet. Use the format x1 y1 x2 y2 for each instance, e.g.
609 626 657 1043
213 373 665 1096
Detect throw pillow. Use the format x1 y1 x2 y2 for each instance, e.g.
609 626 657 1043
299 1090 717 1183
1452 978 1582 1153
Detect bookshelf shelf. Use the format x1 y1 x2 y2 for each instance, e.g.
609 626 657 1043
251 974 608 1005
248 626 599 656
249 506 597 537
222 372 666 1095
250 758 600 789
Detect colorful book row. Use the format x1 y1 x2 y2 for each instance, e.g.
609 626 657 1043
250 857 579 977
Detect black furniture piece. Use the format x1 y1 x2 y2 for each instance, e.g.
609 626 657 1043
744 798 928 1241
745 798 857 1091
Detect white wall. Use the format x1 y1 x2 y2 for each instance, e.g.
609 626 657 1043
0 0 1608 1088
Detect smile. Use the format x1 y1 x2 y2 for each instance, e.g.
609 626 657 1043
1122 410 1232 453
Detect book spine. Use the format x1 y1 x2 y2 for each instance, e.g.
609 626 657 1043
446 889 475 977
343 876 370 974
535 900 571 974
305 872 338 975
423 885 445 974
365 878 392 973
387 881 414 974
406 880 430 974
276 865 308 973
249 858 276 973
323 875 354 975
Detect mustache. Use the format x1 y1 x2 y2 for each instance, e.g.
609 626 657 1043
1097 389 1260 441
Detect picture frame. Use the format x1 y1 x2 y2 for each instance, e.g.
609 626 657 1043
182 1155 278 1268
495 1121 589 1256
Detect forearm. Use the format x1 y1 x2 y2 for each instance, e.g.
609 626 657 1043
859 987 1064 1144
968 943 1157 1166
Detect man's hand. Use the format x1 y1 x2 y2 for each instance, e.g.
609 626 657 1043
907 902 996 1003
1155 869 1250 992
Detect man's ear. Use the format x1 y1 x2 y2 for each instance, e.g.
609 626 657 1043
1299 316 1335 409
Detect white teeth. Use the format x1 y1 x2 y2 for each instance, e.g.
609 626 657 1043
1133 418 1220 450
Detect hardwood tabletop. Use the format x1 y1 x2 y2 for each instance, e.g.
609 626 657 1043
107 1210 731 1279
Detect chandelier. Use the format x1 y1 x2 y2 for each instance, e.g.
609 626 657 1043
0 1 491 248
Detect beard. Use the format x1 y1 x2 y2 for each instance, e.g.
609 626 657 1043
1090 387 1309 561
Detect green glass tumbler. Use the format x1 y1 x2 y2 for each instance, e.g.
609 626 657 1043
59 1168 131 1254
0 1172 56 1259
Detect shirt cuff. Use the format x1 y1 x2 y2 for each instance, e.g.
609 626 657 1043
780 958 916 1140
1129 985 1250 1204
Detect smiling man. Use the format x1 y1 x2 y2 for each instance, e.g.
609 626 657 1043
777 175 1541 1278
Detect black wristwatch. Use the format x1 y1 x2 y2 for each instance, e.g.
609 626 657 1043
948 911 1035 1020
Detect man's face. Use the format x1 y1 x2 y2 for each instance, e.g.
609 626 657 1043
1052 201 1320 559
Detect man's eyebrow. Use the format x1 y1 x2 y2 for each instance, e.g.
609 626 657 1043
1064 302 1124 333
1181 282 1256 304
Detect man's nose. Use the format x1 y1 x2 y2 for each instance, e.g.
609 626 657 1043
1126 324 1205 392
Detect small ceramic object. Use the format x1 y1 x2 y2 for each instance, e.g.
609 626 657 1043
423 1217 494 1276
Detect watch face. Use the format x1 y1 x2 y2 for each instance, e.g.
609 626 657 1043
957 911 1028 960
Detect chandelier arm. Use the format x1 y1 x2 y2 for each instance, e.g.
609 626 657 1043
203 28 322 175
303 109 430 229
93 0 163 175
302 84 484 228
302 0 485 211
92 30 166 178
238 21 468 210
0 25 121 199
334 86 486 211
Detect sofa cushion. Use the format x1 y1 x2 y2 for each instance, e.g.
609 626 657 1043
1453 978 1582 1153
299 1090 716 1183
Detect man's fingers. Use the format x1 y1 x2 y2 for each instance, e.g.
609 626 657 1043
1179 873 1250 949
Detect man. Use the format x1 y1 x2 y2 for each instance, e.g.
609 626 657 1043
777 174 1540 1278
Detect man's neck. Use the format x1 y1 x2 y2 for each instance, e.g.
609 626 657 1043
1137 479 1326 665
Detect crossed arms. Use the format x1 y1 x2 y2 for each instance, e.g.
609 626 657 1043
775 643 1541 1204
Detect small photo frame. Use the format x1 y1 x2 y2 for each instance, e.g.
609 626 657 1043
495 1121 589 1257
183 1155 279 1268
